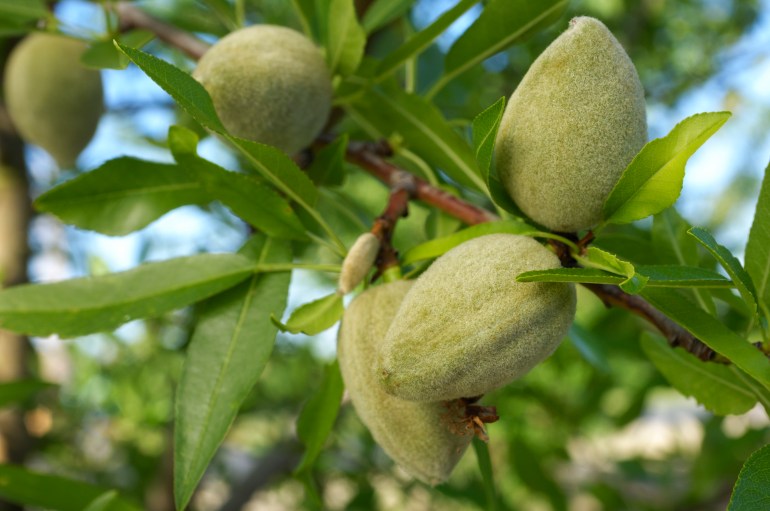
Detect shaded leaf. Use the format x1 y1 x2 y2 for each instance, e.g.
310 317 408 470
81 31 154 70
35 157 210 236
729 444 770 511
472 97 505 181
433 0 568 96
0 465 139 511
0 254 255 337
603 112 731 224
641 288 770 391
0 0 47 22
473 438 497 511
746 161 770 319
308 134 347 187
174 236 291 511
273 293 343 335
641 332 756 415
84 492 120 511
0 380 55 408
362 0 412 34
569 324 611 374
324 0 366 76
295 360 344 474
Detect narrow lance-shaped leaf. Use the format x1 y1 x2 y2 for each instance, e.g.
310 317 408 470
35 157 210 236
641 332 756 416
641 288 770 391
168 125 308 240
602 112 731 225
518 265 732 288
472 96 505 181
272 292 344 335
689 227 757 315
81 31 154 70
295 360 344 474
429 0 568 97
324 0 366 76
581 247 649 294
0 254 255 337
375 0 479 80
174 235 291 511
746 161 770 321
115 42 224 133
473 438 498 511
729 444 770 511
362 0 412 34
0 464 140 511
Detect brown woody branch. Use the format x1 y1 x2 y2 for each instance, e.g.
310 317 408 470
115 2 209 60
371 184 411 277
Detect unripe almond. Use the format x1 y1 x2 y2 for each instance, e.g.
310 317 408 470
337 281 471 485
4 33 103 167
337 233 380 295
193 25 332 155
378 234 576 402
495 17 647 232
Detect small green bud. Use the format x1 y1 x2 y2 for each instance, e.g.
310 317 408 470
193 25 332 155
338 281 471 485
495 17 647 232
378 234 576 401
338 233 380 295
3 34 104 167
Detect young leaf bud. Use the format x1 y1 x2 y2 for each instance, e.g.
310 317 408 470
4 33 104 167
338 281 472 485
379 234 576 402
193 25 333 155
495 17 647 232
338 233 380 295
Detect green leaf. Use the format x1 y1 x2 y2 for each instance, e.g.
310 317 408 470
0 0 47 21
640 332 756 415
603 112 731 225
517 265 731 288
323 0 366 76
375 0 479 80
83 491 119 511
273 293 343 335
0 254 255 337
746 161 770 320
295 360 344 474
402 220 537 265
0 465 139 511
167 126 308 240
641 288 770 391
0 380 55 408
473 437 497 511
517 268 624 285
35 157 210 236
689 227 758 315
429 0 568 97
582 247 648 294
115 43 226 133
729 444 770 511
569 324 611 374
291 0 318 39
81 31 154 70
472 97 505 181
174 236 291 511
362 0 412 34
308 134 347 187
350 87 485 192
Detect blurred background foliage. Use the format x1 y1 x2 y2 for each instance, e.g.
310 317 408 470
1 0 769 510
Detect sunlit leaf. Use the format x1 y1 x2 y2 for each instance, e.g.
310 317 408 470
324 0 366 76
272 293 344 335
746 161 770 320
471 96 505 181
729 444 770 511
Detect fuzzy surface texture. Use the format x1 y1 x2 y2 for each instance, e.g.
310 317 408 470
337 280 471 485
495 17 647 232
4 33 103 167
194 25 332 155
379 234 576 401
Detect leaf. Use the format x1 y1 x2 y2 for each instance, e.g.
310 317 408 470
115 43 226 133
473 438 497 511
517 268 625 285
640 332 756 415
324 0 366 76
81 31 154 70
375 0 479 80
583 247 648 294
569 324 611 374
603 112 731 224
174 236 291 511
402 220 537 265
350 87 485 192
167 126 308 240
295 360 344 474
472 97 505 181
362 0 412 34
83 492 120 511
35 157 210 236
273 293 343 335
641 288 770 391
291 0 318 39
729 444 770 511
429 0 568 97
0 254 255 337
746 161 770 319
307 133 347 187
689 227 758 315
0 0 47 22
0 380 55 408
0 464 139 511
518 265 731 288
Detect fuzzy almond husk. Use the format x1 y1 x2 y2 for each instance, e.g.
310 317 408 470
495 17 647 232
378 234 576 402
337 280 471 485
338 233 380 294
